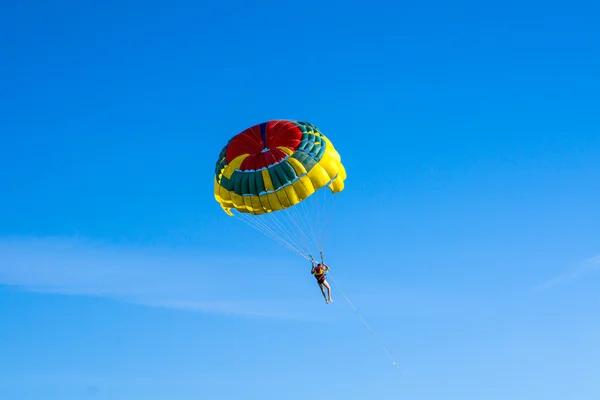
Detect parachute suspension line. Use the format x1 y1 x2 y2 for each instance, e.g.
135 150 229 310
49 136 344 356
312 186 336 256
306 188 330 256
288 200 320 257
280 183 314 254
234 212 311 261
237 211 304 254
261 213 311 260
290 198 312 250
283 205 318 253
318 187 335 253
266 209 311 254
307 190 324 252
321 189 335 252
236 215 309 261
297 194 321 255
264 203 312 255
282 190 321 257
281 209 317 260
327 273 401 371
301 184 335 256
230 184 338 264
312 188 325 255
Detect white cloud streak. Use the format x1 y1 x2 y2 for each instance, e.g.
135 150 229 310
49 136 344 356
0 236 315 320
532 255 600 291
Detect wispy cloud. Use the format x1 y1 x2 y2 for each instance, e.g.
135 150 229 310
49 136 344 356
0 236 314 319
532 255 600 291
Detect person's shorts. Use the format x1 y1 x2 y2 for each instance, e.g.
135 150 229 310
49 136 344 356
316 275 326 284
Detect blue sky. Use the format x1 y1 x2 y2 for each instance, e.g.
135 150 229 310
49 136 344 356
1 0 599 399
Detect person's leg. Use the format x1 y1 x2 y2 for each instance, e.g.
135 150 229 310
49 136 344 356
323 280 333 302
318 283 328 302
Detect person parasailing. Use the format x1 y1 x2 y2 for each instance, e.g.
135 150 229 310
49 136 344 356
311 253 333 304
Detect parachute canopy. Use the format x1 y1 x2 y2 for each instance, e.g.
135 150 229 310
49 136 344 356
213 120 346 260
214 120 346 216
